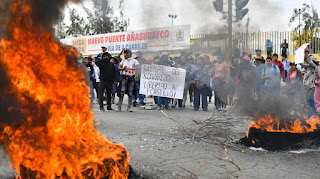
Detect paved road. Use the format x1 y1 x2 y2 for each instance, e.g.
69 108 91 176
1 97 320 179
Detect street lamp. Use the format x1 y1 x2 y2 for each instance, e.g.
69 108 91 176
168 14 177 26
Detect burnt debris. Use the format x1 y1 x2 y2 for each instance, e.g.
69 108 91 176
241 127 320 151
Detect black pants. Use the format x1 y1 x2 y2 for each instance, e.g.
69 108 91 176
99 80 113 109
93 79 99 99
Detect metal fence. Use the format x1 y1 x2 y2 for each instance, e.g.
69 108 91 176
191 29 320 55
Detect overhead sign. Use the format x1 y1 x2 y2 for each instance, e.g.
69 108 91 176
60 25 190 55
140 64 186 99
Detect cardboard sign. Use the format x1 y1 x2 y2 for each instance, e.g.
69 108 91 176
140 64 186 99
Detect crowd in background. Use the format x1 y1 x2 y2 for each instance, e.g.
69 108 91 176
81 43 319 116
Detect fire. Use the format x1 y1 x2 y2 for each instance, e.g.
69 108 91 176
0 0 129 178
246 113 320 135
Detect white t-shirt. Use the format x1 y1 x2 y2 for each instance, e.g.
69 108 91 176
93 65 100 83
120 57 139 76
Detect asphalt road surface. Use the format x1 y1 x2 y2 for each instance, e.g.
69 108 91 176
1 97 320 179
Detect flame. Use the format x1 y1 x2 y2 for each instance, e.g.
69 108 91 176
246 113 320 135
0 0 129 178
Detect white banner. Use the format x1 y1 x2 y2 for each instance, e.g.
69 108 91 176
140 64 186 99
295 43 309 64
60 25 190 55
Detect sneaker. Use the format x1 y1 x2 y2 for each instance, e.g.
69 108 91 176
99 108 105 112
171 105 176 109
193 108 199 111
203 108 208 111
221 108 227 112
127 107 133 112
116 106 122 112
190 102 194 107
107 108 114 111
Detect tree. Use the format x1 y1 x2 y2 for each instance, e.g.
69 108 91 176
66 8 87 37
81 0 114 35
113 0 129 32
82 0 129 35
55 14 66 39
289 3 320 31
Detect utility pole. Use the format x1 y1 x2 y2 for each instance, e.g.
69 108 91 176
298 8 301 46
246 16 250 52
228 0 233 61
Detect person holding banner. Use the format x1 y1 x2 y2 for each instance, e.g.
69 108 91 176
155 52 173 110
192 56 211 111
117 49 140 112
132 51 148 107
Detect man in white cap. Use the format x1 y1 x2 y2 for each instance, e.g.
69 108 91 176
97 46 111 60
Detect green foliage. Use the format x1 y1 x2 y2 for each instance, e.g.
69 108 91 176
59 0 130 38
66 8 87 37
289 3 320 31
56 14 66 39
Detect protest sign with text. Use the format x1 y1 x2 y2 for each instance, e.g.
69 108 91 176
140 64 186 99
60 25 190 55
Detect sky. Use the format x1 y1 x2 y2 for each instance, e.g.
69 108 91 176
65 0 320 34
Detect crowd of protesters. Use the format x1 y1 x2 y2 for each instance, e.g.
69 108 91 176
81 45 319 116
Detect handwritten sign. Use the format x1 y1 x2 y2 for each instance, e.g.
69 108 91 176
140 64 186 99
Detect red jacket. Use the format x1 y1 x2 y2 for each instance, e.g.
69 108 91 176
273 61 285 79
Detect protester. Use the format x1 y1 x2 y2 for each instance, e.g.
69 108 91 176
302 50 318 116
251 49 264 66
287 62 302 84
187 57 196 107
110 57 120 104
212 55 230 111
262 57 280 93
314 58 320 115
281 39 289 57
96 52 116 111
272 54 285 81
254 57 266 94
92 58 100 103
97 46 111 59
282 55 290 79
175 53 194 108
204 55 214 104
155 52 172 110
266 39 273 57
132 51 148 107
192 56 211 111
118 49 140 112
83 57 95 101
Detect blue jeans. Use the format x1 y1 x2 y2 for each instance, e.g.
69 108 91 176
194 85 208 110
306 87 316 116
132 83 145 105
90 80 95 100
158 97 169 108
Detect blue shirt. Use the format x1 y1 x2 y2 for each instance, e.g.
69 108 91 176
283 58 290 71
264 65 280 87
266 41 273 48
